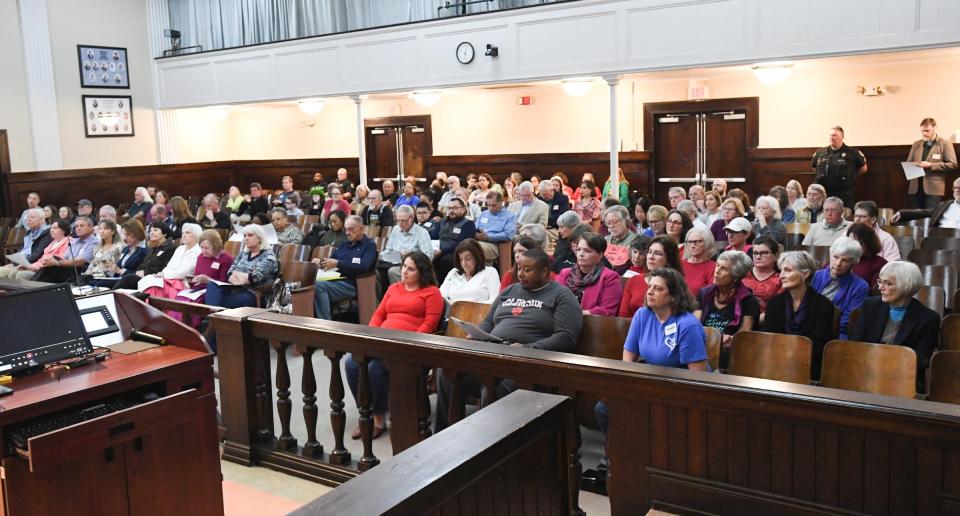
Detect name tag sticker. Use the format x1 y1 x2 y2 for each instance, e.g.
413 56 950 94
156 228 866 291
664 323 678 336
553 205 558 210
211 262 220 269
933 153 942 160
481 218 489 224
424 222 432 228
453 227 461 234
351 257 361 264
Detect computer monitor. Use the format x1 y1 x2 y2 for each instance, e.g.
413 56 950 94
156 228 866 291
0 283 94 375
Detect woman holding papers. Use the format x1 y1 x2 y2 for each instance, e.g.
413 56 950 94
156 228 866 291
204 224 279 311
140 223 203 298
172 230 234 325
346 251 444 440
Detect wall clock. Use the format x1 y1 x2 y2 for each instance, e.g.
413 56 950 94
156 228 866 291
456 42 475 64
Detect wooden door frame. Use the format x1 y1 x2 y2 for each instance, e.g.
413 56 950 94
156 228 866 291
0 130 11 217
363 115 433 181
643 98 759 197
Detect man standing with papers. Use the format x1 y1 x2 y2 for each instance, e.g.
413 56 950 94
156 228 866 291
906 118 958 209
313 215 377 320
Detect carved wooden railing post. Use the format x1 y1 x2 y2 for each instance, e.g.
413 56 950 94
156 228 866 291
269 338 297 451
479 376 500 408
354 353 380 471
388 362 431 453
210 307 273 466
297 345 323 458
253 337 274 444
444 370 465 425
324 349 350 466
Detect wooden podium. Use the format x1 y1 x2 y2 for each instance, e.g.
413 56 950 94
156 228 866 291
0 292 223 515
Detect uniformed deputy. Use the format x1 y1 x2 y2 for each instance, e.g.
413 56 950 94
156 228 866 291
811 126 867 208
906 117 959 210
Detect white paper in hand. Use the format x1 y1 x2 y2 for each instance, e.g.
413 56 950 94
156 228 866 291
450 317 505 343
901 162 926 181
4 252 29 267
137 274 164 292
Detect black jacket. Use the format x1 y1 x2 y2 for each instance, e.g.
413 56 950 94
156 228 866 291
762 288 837 381
26 228 53 263
849 296 940 392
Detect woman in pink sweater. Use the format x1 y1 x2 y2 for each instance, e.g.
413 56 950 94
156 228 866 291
557 232 622 316
345 251 443 440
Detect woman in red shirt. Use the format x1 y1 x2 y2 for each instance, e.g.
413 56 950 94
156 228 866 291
741 235 782 321
682 226 717 296
345 251 443 440
619 236 683 317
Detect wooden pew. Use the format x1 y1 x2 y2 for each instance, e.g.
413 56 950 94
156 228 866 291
212 310 960 516
292 391 576 515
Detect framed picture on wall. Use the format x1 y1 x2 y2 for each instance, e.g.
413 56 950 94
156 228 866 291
77 45 130 88
82 95 134 137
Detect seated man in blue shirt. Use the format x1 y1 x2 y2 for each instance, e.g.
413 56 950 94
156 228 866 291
34 216 100 283
474 191 517 262
313 215 378 320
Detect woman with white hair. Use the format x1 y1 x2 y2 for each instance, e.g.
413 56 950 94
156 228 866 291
140 222 203 298
681 225 716 296
695 250 760 367
763 251 837 380
205 223 279 311
752 195 787 248
551 211 590 273
811 237 870 339
849 261 940 392
126 186 154 220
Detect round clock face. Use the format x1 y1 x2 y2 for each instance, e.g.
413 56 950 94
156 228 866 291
456 42 475 64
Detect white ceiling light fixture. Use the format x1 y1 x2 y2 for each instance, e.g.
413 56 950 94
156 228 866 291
751 62 794 85
98 111 121 127
561 77 595 97
297 98 325 115
411 90 442 107
207 105 232 121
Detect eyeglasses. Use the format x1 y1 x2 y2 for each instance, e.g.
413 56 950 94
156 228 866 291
877 279 894 288
666 219 684 226
752 250 772 257
685 239 704 245
647 250 665 257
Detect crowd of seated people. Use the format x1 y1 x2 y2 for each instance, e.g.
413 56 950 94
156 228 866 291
10 125 959 448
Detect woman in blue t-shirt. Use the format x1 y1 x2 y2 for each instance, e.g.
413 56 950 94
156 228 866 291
595 267 709 436
589 267 709 484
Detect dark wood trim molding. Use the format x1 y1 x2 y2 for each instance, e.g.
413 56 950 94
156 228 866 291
0 130 11 217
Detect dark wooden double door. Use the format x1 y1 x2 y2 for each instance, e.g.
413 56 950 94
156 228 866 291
644 98 758 204
364 115 433 188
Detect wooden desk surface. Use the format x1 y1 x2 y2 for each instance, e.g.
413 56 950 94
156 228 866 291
0 345 213 427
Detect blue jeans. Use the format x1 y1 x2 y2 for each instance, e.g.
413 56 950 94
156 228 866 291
595 400 609 435
203 282 258 353
204 282 258 308
345 354 388 415
313 279 357 320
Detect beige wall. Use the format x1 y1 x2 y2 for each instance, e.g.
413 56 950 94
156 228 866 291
166 49 960 163
0 0 36 172
46 0 157 170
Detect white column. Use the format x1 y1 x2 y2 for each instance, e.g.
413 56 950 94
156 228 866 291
18 0 63 170
146 0 180 164
605 76 620 200
353 95 368 186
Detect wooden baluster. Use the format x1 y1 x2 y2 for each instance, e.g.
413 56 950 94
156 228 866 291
565 401 584 515
298 345 322 458
270 339 297 451
324 349 350 465
479 376 499 408
355 353 380 471
253 338 274 443
418 366 432 440
444 370 465 425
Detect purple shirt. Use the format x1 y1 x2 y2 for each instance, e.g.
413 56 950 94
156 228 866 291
194 251 234 285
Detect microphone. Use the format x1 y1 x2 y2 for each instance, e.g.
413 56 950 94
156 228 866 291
64 237 83 287
129 329 166 345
